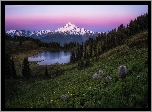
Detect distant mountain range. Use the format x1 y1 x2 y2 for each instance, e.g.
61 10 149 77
6 22 102 46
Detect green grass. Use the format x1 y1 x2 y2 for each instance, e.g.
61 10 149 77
5 30 148 108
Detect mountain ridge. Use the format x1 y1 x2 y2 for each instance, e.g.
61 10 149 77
6 22 100 37
6 22 101 45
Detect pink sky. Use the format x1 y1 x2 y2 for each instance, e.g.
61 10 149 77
5 5 148 32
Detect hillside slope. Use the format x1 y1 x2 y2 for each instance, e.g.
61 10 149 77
5 30 148 108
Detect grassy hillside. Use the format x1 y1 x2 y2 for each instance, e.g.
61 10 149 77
5 30 148 108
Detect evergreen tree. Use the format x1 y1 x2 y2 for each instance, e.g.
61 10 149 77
77 61 80 70
79 44 84 59
80 60 84 69
77 46 81 60
94 44 98 61
70 51 76 63
5 51 12 79
85 58 90 67
45 65 49 78
5 51 17 79
22 57 30 80
11 57 17 79
18 40 23 46
84 43 87 58
89 44 93 59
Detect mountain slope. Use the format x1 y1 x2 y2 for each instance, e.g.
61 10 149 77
5 30 148 108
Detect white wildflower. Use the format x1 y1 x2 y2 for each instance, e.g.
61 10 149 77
98 70 104 76
93 73 98 80
61 94 69 100
106 76 112 82
126 46 129 49
136 75 140 79
118 65 127 79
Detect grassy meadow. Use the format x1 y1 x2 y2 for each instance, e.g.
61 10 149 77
5 30 148 108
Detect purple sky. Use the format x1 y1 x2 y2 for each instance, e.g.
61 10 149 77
5 5 148 32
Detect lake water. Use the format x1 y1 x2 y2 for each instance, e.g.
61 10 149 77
28 51 71 65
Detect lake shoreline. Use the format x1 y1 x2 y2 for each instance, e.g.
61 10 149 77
28 50 71 65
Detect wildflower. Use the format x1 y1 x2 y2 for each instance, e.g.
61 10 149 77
118 66 127 103
118 65 127 79
98 70 104 76
98 101 101 104
126 46 129 49
61 94 69 100
93 73 98 80
136 75 140 79
106 76 112 82
51 100 53 102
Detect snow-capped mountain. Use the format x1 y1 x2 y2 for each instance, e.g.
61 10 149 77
6 30 53 38
6 22 100 45
55 22 95 35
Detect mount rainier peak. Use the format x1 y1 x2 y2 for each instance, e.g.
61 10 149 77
55 22 95 35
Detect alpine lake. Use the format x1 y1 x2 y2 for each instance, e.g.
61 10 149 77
28 51 71 65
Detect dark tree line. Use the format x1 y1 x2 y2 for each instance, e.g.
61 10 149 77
5 34 62 49
5 51 17 79
22 57 30 80
69 13 148 69
5 52 31 80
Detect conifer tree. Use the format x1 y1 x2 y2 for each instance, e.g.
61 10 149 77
11 57 17 79
18 40 23 47
70 51 75 63
89 44 93 58
84 43 87 58
5 51 17 79
85 58 90 67
5 51 12 79
45 65 49 78
22 57 30 80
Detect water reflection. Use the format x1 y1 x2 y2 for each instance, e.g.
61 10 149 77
28 51 71 65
